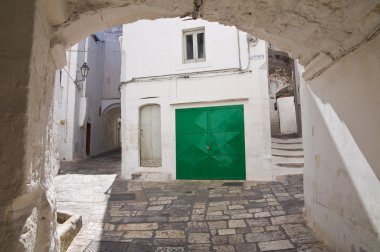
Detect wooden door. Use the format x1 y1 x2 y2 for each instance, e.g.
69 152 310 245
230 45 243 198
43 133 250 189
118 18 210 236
140 104 162 167
86 123 91 156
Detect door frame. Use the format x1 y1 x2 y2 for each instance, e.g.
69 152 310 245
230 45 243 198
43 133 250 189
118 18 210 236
86 122 91 156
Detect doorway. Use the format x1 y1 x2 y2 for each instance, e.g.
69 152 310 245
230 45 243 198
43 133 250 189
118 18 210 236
176 105 246 180
86 123 91 156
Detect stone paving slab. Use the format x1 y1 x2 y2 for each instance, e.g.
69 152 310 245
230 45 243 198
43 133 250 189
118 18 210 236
55 152 330 252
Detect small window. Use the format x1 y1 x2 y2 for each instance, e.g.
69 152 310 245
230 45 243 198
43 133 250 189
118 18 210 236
183 28 205 63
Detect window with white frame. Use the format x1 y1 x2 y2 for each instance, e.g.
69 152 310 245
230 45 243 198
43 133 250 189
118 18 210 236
183 28 205 63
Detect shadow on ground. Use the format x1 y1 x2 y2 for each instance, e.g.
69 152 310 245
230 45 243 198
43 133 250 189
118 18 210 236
55 151 330 252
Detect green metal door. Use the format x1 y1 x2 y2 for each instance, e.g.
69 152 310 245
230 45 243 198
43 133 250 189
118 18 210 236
176 105 245 180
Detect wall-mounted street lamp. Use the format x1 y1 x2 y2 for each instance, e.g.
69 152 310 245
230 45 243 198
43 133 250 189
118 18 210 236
74 62 90 89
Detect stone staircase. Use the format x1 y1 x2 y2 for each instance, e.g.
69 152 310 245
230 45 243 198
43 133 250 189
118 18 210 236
271 136 304 178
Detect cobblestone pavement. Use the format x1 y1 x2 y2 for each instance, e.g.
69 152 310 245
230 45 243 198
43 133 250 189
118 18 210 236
55 151 330 252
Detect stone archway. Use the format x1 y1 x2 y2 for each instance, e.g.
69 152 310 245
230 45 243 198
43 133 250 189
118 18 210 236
1 0 380 251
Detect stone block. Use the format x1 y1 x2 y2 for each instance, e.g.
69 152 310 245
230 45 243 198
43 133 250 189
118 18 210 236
228 220 246 228
118 223 158 231
218 229 236 236
258 240 294 251
213 245 235 252
155 230 185 239
236 243 257 252
254 212 271 218
188 233 210 243
228 234 244 244
123 231 153 239
245 231 286 242
155 247 185 252
247 218 270 227
212 236 228 245
281 224 318 244
147 205 164 211
270 214 304 225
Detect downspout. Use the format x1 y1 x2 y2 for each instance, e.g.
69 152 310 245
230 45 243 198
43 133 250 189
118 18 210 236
64 50 72 143
237 29 252 71
243 35 252 71
237 29 242 70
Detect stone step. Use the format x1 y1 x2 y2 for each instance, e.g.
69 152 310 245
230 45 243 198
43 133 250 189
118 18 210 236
272 165 304 178
272 156 304 164
275 163 304 168
271 143 303 150
271 138 303 144
272 149 304 157
131 172 171 181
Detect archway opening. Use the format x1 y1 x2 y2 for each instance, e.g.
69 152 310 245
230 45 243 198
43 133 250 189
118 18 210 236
2 1 380 251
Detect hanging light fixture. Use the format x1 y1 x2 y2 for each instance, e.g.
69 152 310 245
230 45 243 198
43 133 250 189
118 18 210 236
74 62 90 88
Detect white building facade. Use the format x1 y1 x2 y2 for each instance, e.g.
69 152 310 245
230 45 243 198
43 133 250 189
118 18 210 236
120 18 272 181
55 27 122 162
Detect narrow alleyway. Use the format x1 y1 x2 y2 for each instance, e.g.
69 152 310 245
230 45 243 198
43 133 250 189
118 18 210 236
55 151 329 252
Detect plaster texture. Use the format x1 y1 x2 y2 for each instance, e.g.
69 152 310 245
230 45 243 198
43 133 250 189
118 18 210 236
120 19 272 181
301 34 380 251
277 96 298 135
1 0 380 251
48 0 380 79
0 1 59 251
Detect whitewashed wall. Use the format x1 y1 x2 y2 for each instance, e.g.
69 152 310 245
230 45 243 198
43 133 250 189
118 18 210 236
100 27 122 99
278 96 297 134
56 41 86 160
121 18 248 80
302 35 380 251
120 19 271 181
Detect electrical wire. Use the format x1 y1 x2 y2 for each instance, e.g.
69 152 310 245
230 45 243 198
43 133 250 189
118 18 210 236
118 68 252 92
62 67 76 83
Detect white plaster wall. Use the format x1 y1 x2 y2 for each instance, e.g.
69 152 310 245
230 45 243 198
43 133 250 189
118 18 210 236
120 21 271 180
100 27 122 99
121 75 272 181
278 96 297 134
302 34 380 252
83 37 106 156
121 18 245 81
56 42 86 160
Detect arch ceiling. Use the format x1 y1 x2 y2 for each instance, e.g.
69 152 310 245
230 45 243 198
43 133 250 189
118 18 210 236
45 0 380 79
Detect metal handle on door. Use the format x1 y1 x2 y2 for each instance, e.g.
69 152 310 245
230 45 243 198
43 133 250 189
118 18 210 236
206 145 211 150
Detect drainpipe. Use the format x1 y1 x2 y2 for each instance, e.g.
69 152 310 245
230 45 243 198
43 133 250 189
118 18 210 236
237 29 253 71
237 29 242 70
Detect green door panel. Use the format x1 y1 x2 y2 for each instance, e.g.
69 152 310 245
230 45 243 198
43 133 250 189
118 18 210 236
209 155 245 180
177 156 209 179
176 109 208 133
176 105 245 180
209 107 243 131
209 132 243 155
177 133 208 156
